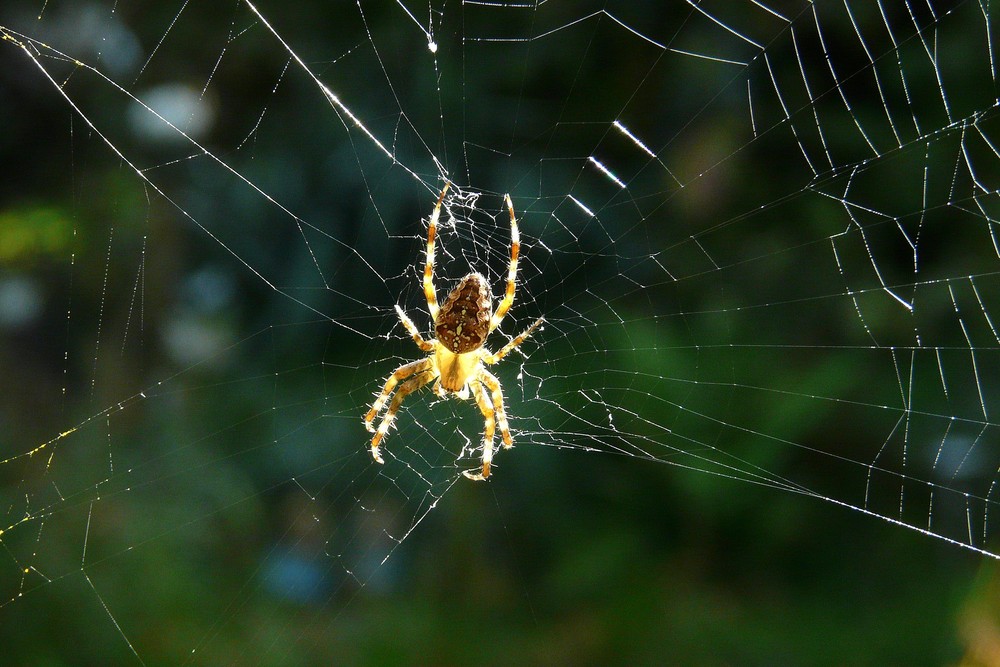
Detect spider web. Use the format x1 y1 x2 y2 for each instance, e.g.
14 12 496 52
1 0 999 662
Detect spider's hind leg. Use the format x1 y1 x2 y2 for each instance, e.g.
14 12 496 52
463 380 496 481
479 368 512 449
364 358 432 434
367 362 435 463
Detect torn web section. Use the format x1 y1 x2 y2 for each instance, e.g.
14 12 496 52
679 1 1000 547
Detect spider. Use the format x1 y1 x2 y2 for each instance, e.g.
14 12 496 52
364 182 543 480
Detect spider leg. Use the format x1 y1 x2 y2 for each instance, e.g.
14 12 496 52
483 317 544 364
369 368 436 464
424 182 450 324
489 193 520 333
396 305 434 352
463 379 496 481
478 368 513 449
364 357 432 434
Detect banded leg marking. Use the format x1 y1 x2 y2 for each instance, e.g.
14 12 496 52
463 380 496 480
424 182 450 323
484 317 543 365
490 193 520 332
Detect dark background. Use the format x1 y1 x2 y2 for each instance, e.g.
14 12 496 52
1 1 999 664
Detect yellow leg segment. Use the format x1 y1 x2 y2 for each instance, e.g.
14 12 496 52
424 182 450 323
367 365 434 463
463 380 496 480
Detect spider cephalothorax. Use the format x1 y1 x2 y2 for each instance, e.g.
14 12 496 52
363 182 543 480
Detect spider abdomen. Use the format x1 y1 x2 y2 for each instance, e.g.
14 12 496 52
436 272 491 354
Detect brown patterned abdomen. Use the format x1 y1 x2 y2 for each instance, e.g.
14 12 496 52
436 272 492 353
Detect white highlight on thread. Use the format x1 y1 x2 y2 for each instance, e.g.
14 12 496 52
684 0 763 50
668 48 747 67
588 156 626 188
613 120 657 159
568 195 595 218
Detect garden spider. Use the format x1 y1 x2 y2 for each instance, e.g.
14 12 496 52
364 182 543 480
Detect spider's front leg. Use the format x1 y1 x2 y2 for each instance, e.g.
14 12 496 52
489 193 521 333
424 182 450 323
